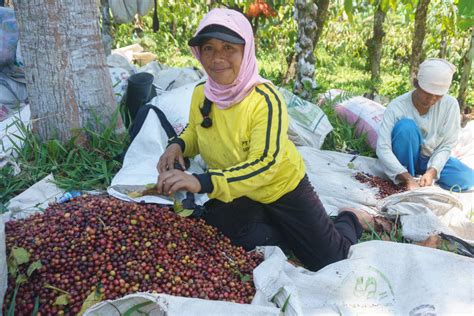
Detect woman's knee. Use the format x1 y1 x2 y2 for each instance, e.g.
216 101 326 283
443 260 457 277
392 118 419 139
439 171 474 191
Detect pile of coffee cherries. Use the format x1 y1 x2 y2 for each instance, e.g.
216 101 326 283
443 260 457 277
4 195 263 315
354 172 406 199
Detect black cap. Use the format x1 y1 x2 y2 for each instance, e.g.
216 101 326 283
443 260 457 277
188 24 245 47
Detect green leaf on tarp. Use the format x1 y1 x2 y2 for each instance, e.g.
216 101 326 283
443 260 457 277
44 283 70 295
144 183 156 189
27 260 42 277
12 247 30 265
7 284 20 316
128 191 143 198
176 208 194 217
344 0 354 23
240 274 251 282
174 200 184 213
16 274 27 285
281 294 292 312
123 301 153 316
7 256 17 278
78 289 103 315
53 294 70 306
32 296 40 315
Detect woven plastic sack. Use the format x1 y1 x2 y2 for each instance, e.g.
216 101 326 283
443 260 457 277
323 89 385 150
108 0 154 24
0 8 18 66
277 88 333 149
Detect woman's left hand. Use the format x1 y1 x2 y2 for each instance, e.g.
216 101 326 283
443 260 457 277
157 170 201 196
419 167 437 187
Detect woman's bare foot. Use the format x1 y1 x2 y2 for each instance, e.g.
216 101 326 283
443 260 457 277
339 207 394 234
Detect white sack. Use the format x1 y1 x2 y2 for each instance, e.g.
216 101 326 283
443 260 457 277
254 241 474 315
376 187 474 243
452 119 474 168
150 81 197 134
151 67 205 93
278 87 333 149
85 292 279 316
4 174 63 220
108 108 208 206
323 89 385 150
0 104 29 157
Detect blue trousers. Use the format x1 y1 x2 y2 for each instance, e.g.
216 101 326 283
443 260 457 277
391 118 474 192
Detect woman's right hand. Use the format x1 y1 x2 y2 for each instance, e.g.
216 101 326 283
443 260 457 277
157 143 186 173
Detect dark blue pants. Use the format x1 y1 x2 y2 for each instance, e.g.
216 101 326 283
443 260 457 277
203 175 363 272
392 118 474 191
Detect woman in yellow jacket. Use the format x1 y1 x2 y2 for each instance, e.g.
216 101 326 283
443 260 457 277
157 8 371 271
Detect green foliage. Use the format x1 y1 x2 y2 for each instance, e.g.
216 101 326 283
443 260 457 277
457 0 474 30
0 112 127 207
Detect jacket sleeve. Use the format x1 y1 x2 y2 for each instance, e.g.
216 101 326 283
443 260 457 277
427 98 460 177
169 86 202 158
199 84 288 202
376 102 408 183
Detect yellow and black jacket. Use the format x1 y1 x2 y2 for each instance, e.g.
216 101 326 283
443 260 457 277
172 82 305 203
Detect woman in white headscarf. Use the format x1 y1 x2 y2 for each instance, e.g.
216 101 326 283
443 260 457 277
377 58 473 192
155 8 385 271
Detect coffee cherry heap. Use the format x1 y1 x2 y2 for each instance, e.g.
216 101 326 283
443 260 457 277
4 195 263 315
354 172 406 199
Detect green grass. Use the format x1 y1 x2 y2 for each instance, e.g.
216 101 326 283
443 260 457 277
0 112 127 209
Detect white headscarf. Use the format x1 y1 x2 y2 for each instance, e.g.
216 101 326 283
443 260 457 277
417 58 455 95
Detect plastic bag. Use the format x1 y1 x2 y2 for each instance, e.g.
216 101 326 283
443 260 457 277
324 89 385 150
108 0 154 24
0 8 18 66
277 88 333 149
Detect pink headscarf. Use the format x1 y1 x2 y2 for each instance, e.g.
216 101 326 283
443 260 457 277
191 8 269 109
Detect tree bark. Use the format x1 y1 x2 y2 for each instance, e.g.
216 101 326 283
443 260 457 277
439 29 448 59
13 0 117 142
458 27 473 124
314 0 330 48
293 0 318 99
410 0 431 81
366 5 386 97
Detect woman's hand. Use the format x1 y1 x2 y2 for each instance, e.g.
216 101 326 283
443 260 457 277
405 179 420 190
396 172 420 190
157 143 186 173
156 169 201 196
419 167 437 187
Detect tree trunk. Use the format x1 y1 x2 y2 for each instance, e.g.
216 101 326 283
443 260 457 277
457 27 473 125
366 5 386 97
293 0 318 99
314 0 330 47
439 29 448 59
13 0 117 142
283 52 296 85
409 0 431 81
